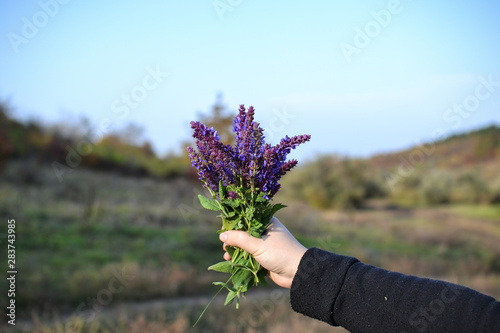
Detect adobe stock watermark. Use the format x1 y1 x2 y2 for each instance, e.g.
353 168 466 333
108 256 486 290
51 64 169 182
213 0 243 21
401 285 461 333
64 265 136 333
385 75 499 190
7 0 71 53
262 107 296 143
339 0 405 64
177 187 212 223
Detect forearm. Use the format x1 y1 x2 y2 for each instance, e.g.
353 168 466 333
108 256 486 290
290 248 500 333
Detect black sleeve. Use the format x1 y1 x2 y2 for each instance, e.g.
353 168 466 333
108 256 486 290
290 247 500 333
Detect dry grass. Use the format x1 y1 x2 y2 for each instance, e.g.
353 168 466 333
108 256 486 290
1 161 499 332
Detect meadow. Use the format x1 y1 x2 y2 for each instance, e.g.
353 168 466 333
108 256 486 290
1 158 499 333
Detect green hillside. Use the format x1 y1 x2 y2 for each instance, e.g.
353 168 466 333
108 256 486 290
370 125 500 170
279 125 500 209
0 104 190 180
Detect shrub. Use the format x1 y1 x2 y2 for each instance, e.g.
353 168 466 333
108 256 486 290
451 170 490 204
419 170 453 205
388 168 424 206
489 176 500 204
282 155 385 210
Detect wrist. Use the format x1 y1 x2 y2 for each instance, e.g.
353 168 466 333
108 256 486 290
286 245 307 288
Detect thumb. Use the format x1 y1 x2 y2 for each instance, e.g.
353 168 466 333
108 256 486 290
220 230 262 255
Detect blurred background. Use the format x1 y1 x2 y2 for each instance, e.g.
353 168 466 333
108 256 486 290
1 1 499 332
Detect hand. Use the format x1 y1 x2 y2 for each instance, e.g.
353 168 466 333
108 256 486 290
219 217 307 289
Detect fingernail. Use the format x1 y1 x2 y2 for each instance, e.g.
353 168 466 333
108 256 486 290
219 233 227 242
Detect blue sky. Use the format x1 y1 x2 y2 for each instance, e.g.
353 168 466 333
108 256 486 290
1 0 499 161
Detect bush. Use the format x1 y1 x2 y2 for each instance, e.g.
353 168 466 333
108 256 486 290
451 170 490 204
489 177 500 204
419 170 453 205
388 169 424 206
282 155 385 210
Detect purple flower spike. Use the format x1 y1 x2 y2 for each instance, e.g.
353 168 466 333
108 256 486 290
187 105 310 199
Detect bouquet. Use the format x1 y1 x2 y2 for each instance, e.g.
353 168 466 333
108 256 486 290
187 105 310 323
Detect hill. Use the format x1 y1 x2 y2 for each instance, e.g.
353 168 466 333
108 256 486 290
369 125 500 171
0 104 190 180
279 125 500 209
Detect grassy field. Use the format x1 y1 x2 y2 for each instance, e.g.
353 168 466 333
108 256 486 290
1 160 499 332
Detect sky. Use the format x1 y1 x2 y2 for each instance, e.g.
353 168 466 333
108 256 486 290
1 0 500 161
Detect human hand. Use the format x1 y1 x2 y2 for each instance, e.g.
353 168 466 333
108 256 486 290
219 217 307 289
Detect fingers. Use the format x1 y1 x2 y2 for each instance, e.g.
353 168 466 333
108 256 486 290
219 230 262 255
222 242 231 260
219 217 281 254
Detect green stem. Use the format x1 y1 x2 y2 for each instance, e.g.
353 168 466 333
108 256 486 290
193 275 233 327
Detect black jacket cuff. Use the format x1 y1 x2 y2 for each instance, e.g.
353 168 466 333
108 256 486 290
290 247 359 325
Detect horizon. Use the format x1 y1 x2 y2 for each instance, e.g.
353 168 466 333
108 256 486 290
4 103 498 164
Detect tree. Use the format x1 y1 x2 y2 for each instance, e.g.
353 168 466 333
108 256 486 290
0 102 14 170
197 93 235 145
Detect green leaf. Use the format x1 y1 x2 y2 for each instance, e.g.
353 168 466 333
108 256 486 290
222 217 239 231
212 281 225 286
231 260 252 272
252 219 263 229
224 291 238 306
208 261 233 273
198 195 220 211
257 269 268 286
269 203 287 216
221 199 240 208
247 219 264 238
236 220 244 229
232 269 253 289
260 203 287 228
218 180 225 200
220 211 236 218
213 282 236 292
226 246 235 258
219 211 236 219
245 207 255 221
248 229 261 238
253 210 262 221
255 191 267 203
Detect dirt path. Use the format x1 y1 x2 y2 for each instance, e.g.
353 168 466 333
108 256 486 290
11 288 289 331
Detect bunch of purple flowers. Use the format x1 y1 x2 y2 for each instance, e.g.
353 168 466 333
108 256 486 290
188 105 310 324
187 104 310 199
